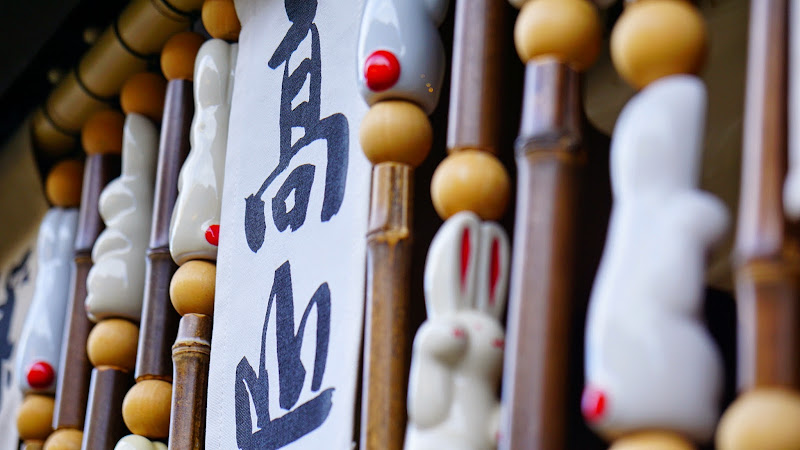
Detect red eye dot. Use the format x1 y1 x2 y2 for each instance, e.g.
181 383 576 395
27 361 55 390
205 224 220 246
364 50 401 92
581 385 607 423
453 328 466 338
492 338 504 349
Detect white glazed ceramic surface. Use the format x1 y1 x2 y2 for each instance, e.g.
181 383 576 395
785 0 800 218
14 208 78 393
169 39 237 265
405 212 509 450
85 113 158 322
583 75 726 442
357 0 448 114
115 434 168 450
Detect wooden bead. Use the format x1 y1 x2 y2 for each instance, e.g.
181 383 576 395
86 319 139 371
359 101 433 167
610 432 693 450
202 0 241 41
22 443 44 450
116 434 167 449
122 380 173 439
120 72 167 123
611 0 707 89
717 388 800 450
431 150 510 221
514 0 602 70
43 429 83 450
81 110 124 155
161 32 205 82
170 260 216 316
45 160 83 208
16 394 54 441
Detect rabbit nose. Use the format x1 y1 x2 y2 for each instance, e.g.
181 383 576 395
581 385 607 423
364 50 400 92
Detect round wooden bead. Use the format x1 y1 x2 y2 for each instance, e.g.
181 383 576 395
161 32 205 82
611 0 707 89
115 434 167 450
43 429 83 450
16 394 54 441
122 380 173 439
81 110 124 155
431 150 510 221
202 0 241 41
170 260 216 316
120 72 167 123
514 0 602 70
610 432 693 450
86 319 139 371
45 160 83 208
359 101 433 167
717 387 800 450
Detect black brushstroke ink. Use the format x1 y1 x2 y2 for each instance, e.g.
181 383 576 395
244 0 349 252
234 261 333 449
272 164 315 232
0 251 32 404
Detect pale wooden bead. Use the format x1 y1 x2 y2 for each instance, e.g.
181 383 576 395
17 394 54 441
120 72 167 123
431 150 510 221
359 101 433 167
122 380 172 439
170 260 216 317
43 429 83 450
45 160 83 208
610 432 694 450
202 0 241 41
611 0 707 89
716 387 800 450
82 110 124 155
161 32 206 82
115 434 165 450
22 443 44 450
717 388 800 450
514 0 602 70
86 319 139 371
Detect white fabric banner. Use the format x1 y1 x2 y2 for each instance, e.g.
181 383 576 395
206 1 369 449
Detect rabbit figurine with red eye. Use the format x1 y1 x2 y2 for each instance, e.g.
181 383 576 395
405 211 510 450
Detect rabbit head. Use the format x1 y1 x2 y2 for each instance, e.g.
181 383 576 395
423 211 510 378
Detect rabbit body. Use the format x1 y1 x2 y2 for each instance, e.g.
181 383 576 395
583 75 726 442
86 113 157 322
406 212 509 450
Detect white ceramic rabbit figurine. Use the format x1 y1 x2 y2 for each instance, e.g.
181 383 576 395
85 113 158 322
357 0 448 114
15 208 78 393
405 211 510 450
582 75 727 443
169 39 237 265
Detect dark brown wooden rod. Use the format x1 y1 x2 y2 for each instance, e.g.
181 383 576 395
734 0 798 389
169 313 212 449
500 60 583 450
361 162 414 450
446 0 504 154
54 154 120 430
82 367 134 450
136 79 193 381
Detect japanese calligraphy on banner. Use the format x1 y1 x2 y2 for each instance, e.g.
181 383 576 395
205 0 369 449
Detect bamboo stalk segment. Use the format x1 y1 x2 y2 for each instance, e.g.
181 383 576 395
169 313 213 447
500 1 600 448
716 1 800 448
32 0 204 154
48 113 123 448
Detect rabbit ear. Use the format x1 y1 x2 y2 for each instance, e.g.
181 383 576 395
475 221 510 320
424 211 481 317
